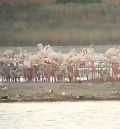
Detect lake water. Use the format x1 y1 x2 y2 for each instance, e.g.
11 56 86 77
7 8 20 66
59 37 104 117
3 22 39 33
0 101 120 129
0 45 119 53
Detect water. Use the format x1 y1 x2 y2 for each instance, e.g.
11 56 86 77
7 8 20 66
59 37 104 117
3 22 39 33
0 45 119 53
0 101 120 129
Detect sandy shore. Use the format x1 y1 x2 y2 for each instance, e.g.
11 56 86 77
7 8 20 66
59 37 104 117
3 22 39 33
0 82 120 102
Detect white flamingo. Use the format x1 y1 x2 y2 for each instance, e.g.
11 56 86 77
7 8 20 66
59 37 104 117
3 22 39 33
2 49 15 59
105 46 120 58
0 57 11 64
37 43 43 51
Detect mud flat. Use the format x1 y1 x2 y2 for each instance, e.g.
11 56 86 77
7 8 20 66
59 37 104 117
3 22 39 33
0 82 120 102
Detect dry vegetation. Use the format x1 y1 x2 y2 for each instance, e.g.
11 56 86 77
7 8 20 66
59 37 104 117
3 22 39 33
1 0 120 4
0 2 120 46
0 0 56 4
104 0 120 4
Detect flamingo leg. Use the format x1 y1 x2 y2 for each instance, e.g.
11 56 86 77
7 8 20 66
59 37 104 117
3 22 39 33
112 63 116 82
98 62 99 80
47 66 50 82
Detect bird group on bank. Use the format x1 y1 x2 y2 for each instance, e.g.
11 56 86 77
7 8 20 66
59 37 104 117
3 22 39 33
0 44 120 83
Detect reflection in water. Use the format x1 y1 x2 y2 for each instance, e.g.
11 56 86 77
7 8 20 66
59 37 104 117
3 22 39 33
0 101 120 129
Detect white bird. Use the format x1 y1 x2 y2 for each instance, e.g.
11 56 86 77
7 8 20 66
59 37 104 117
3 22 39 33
2 49 15 59
62 91 66 96
0 57 10 64
105 47 120 58
37 43 43 51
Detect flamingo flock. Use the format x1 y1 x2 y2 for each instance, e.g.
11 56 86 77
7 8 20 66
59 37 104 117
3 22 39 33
0 44 120 83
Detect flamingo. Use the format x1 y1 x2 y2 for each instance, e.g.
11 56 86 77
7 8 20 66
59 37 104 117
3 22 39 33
37 43 43 51
105 46 120 58
0 57 11 64
2 49 15 59
105 46 120 81
0 52 2 58
42 58 59 82
1 44 120 83
106 55 119 81
63 49 77 62
28 54 40 65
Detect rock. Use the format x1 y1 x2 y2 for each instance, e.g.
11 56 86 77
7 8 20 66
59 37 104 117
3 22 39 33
1 85 8 90
49 89 53 93
62 91 66 96
1 95 9 100
76 95 81 99
111 89 118 96
15 94 21 98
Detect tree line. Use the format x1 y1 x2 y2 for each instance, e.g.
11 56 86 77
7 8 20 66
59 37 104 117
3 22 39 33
56 0 102 4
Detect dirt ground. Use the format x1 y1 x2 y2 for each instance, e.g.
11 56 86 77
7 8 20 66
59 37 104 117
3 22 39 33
0 82 120 102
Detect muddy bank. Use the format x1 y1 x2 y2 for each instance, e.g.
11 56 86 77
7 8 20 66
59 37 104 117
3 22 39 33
0 82 120 102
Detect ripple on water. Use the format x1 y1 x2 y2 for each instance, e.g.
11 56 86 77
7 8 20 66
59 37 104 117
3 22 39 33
0 101 120 129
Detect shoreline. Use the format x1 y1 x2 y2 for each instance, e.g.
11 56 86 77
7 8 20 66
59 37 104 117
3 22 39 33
1 98 120 103
0 82 120 102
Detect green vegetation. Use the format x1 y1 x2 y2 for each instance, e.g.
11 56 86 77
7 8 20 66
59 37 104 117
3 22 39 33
0 2 120 46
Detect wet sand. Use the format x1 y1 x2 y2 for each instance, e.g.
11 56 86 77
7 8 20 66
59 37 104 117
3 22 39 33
0 82 120 102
